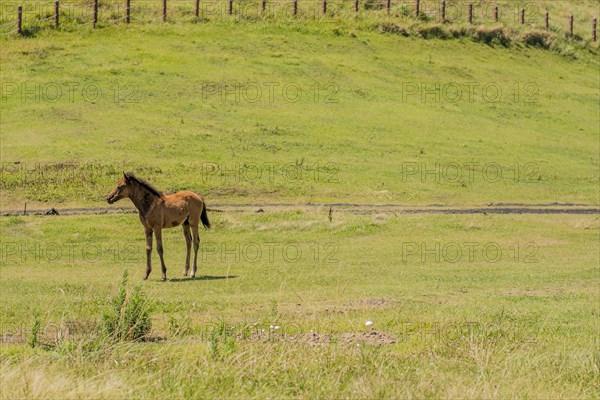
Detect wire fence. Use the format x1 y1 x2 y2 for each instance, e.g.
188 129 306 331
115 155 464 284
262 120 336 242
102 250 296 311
1 0 597 41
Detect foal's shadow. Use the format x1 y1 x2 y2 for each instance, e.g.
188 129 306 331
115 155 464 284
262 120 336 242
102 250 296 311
168 275 238 283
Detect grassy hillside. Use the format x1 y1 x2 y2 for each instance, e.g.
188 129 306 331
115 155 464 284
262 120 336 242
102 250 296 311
1 17 599 208
1 13 599 399
3 0 599 34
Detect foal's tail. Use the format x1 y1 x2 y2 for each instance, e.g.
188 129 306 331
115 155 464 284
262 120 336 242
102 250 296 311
201 201 211 229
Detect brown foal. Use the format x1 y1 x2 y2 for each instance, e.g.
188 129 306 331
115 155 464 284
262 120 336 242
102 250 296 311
106 172 210 281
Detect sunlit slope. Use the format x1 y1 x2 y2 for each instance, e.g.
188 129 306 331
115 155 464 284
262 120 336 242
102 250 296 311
0 22 598 207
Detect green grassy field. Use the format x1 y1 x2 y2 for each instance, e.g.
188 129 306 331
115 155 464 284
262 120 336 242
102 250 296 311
1 11 599 208
1 5 599 399
1 212 598 398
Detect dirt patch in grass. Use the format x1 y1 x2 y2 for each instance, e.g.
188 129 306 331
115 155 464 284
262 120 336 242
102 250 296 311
320 298 396 315
343 298 395 308
0 334 24 344
247 329 396 345
339 330 397 345
3 203 599 217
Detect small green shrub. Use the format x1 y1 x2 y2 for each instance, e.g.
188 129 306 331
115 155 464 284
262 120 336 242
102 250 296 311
376 22 410 36
474 25 512 46
102 269 152 342
417 12 431 22
448 25 475 38
521 29 555 49
415 23 452 39
207 318 237 360
29 313 42 348
364 0 385 11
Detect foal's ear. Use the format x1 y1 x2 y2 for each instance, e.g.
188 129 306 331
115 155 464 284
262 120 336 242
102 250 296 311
123 172 129 182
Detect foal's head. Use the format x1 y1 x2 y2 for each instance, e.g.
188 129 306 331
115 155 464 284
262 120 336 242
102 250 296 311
106 173 132 204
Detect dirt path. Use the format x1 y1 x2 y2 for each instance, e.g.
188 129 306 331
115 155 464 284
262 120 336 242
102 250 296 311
1 203 598 216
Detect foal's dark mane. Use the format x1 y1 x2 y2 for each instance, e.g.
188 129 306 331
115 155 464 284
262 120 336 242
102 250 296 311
125 172 163 197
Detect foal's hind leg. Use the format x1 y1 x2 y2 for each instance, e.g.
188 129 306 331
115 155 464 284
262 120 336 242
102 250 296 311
155 228 168 281
182 222 192 277
191 224 200 278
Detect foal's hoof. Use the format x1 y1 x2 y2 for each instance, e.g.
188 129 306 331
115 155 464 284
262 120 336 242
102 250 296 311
161 277 167 282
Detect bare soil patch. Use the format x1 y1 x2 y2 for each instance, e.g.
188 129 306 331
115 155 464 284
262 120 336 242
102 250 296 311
246 329 397 346
2 203 598 217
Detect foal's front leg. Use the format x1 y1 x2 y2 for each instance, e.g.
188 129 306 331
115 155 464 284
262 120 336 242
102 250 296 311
144 227 153 280
155 228 168 281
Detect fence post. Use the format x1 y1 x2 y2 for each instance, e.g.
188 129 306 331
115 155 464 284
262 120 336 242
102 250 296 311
415 0 420 17
354 0 359 13
17 5 22 35
441 0 445 22
54 0 59 28
228 0 232 15
386 0 390 14
594 18 597 42
569 14 573 36
293 0 297 16
494 4 498 22
468 3 473 24
520 8 524 24
322 0 326 15
194 0 199 17
93 0 98 28
126 0 131 23
261 0 266 13
545 12 548 30
163 0 167 21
